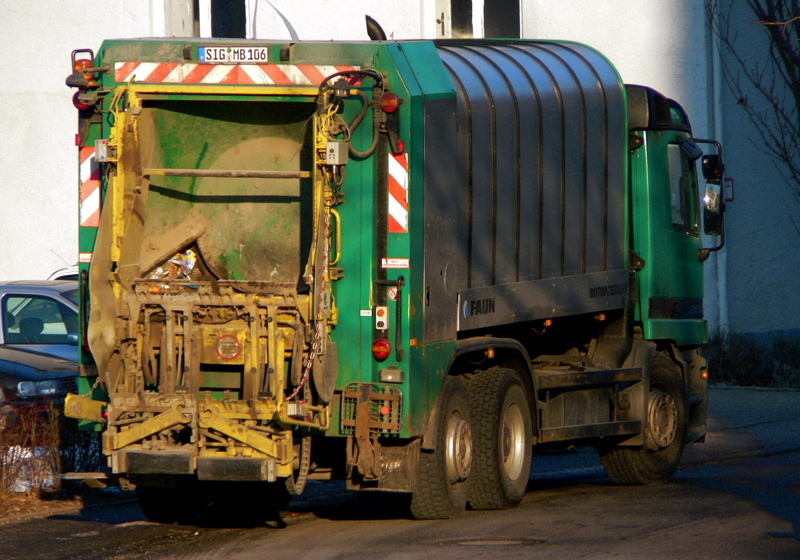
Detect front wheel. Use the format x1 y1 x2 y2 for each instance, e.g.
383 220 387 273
467 368 533 510
600 353 687 484
410 376 473 519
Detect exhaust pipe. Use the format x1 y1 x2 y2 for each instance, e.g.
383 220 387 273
366 15 387 41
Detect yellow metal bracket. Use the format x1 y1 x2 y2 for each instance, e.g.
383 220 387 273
199 405 287 462
110 400 191 450
65 393 106 424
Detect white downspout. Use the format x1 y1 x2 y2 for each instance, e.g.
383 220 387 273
198 0 212 38
711 5 729 339
472 0 484 38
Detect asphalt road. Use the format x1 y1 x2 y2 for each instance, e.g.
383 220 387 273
1 386 798 560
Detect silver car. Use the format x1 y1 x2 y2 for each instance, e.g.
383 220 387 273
0 281 79 362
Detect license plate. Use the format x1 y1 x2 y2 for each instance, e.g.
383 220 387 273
199 46 269 64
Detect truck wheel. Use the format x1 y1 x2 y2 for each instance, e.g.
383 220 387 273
410 376 472 519
136 476 198 523
600 353 687 484
467 368 532 510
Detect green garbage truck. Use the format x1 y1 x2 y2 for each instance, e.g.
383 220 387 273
65 35 724 520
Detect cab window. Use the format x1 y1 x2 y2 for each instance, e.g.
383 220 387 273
668 143 699 236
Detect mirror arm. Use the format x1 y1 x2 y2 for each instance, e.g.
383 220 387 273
698 219 725 262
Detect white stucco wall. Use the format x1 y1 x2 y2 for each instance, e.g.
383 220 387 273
243 0 428 41
522 1 712 138
0 1 172 280
714 1 800 335
2 0 793 336
0 0 431 284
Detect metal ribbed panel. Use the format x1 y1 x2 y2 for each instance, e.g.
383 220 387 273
436 40 626 286
423 40 627 341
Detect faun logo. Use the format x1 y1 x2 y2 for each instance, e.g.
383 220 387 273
463 298 496 318
589 283 627 299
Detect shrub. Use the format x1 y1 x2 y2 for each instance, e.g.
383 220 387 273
0 402 60 495
703 333 800 388
0 402 102 496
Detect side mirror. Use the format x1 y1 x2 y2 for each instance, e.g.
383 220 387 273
693 138 726 262
702 154 724 184
703 185 723 236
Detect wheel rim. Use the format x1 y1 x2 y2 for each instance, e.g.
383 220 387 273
445 412 472 483
646 388 678 451
501 402 526 481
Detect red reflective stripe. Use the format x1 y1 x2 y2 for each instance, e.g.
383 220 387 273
182 64 216 83
79 146 94 165
114 61 140 82
80 147 101 228
217 65 242 84
388 177 409 211
81 208 101 228
115 62 364 85
298 64 327 85
259 64 292 85
335 66 362 85
393 152 408 172
144 62 178 82
388 214 405 234
80 178 99 199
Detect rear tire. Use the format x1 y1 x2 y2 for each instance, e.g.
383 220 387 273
600 353 687 484
467 368 532 510
136 476 198 523
410 376 472 519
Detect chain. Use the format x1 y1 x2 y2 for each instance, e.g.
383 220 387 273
80 374 103 397
286 210 330 402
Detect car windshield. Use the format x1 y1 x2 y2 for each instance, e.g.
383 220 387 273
64 289 79 306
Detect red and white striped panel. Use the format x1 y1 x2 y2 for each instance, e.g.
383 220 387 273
388 152 409 234
114 62 361 86
80 147 100 228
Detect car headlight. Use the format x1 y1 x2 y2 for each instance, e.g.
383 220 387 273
16 379 63 398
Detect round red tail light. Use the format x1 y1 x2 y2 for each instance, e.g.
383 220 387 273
372 338 391 361
72 91 94 111
379 92 401 113
216 335 242 361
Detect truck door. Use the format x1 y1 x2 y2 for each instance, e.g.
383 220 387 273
633 130 706 346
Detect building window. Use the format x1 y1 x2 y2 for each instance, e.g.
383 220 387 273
210 0 246 38
485 0 520 38
451 0 473 38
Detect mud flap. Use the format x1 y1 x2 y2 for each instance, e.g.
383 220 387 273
346 438 419 492
615 339 655 447
313 341 338 403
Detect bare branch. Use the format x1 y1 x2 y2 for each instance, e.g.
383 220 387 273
708 0 800 197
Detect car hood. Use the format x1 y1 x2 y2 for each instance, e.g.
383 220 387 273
0 347 77 381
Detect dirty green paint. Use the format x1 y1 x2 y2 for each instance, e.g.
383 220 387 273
630 129 707 347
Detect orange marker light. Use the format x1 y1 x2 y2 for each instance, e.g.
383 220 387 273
372 338 391 361
379 92 401 113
